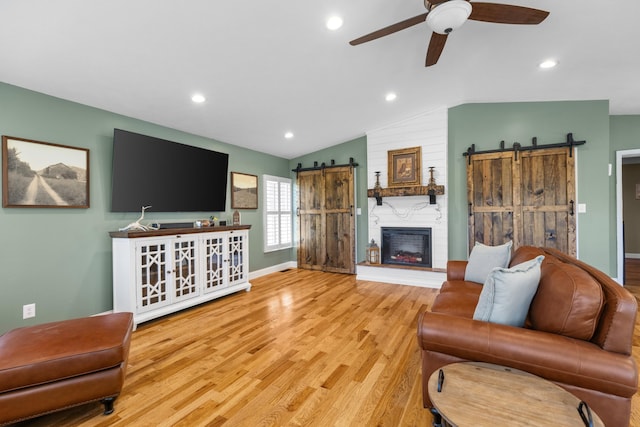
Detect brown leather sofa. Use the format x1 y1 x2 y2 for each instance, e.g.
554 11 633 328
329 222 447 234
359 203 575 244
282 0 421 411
418 246 638 427
0 312 133 425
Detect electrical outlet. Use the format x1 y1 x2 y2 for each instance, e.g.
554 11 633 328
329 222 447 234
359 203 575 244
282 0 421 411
23 303 36 319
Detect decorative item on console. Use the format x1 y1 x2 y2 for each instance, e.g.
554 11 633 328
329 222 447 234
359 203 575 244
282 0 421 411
118 206 159 232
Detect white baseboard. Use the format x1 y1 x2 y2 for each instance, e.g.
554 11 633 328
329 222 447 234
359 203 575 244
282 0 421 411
625 253 640 259
249 261 298 280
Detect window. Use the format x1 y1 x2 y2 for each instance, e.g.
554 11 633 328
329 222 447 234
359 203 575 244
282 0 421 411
263 175 292 252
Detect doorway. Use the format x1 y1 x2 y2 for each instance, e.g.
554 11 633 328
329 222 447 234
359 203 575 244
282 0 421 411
616 149 640 283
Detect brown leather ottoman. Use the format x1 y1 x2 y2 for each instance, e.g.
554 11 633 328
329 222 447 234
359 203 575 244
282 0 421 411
0 312 133 426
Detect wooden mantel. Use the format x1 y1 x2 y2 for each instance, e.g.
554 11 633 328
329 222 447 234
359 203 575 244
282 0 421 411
367 185 444 199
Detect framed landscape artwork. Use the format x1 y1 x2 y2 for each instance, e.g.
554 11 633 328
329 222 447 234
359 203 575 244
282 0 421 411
231 172 258 209
2 136 89 208
387 146 421 187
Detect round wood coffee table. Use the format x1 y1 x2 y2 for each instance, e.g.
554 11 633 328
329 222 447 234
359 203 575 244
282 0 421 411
428 362 604 427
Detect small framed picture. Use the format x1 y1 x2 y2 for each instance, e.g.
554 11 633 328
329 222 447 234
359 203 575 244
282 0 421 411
2 136 89 208
231 172 258 209
388 146 422 187
636 183 640 200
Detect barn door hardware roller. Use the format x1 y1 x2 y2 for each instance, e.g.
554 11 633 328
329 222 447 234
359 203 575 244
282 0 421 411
462 133 586 164
292 158 358 173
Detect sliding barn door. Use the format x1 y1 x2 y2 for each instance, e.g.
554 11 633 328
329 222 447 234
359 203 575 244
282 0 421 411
298 170 324 271
297 166 355 274
468 147 576 256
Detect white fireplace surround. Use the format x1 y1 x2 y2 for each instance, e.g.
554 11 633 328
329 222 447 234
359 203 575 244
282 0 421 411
356 108 448 288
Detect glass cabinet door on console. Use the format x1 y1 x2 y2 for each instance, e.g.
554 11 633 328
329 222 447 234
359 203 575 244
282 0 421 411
136 240 171 313
227 231 247 287
172 236 200 302
202 234 226 293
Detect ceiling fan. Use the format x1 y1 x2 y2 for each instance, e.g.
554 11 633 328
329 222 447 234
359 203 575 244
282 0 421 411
349 0 549 67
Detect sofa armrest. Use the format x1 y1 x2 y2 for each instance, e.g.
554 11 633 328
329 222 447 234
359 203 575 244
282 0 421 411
446 261 467 281
417 311 637 397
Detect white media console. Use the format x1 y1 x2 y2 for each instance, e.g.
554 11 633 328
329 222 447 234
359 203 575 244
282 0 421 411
110 225 251 328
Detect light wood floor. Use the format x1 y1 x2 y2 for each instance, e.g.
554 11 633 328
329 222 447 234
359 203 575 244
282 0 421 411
17 270 436 426
14 261 640 426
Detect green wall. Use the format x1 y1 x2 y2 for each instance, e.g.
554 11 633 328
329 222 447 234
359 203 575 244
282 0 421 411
289 136 368 263
611 116 640 151
0 82 292 333
611 116 640 256
448 100 614 274
3 82 637 333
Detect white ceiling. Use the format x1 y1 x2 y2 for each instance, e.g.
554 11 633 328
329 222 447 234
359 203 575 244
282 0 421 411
1 0 639 159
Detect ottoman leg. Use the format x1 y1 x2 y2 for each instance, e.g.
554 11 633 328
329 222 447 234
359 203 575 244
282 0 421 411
101 396 117 415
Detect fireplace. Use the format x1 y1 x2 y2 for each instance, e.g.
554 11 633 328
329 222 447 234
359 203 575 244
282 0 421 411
381 227 432 268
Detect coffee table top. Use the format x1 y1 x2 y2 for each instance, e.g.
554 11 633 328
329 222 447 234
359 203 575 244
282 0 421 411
428 362 604 427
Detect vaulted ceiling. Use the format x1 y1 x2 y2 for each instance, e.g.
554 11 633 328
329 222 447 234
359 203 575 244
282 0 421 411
1 0 638 159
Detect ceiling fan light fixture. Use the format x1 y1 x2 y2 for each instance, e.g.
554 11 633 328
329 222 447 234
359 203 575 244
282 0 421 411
426 0 472 35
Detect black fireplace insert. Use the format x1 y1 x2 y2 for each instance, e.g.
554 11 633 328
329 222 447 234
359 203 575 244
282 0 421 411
381 227 432 267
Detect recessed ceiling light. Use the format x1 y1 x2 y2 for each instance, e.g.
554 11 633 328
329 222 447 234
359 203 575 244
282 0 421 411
385 92 397 102
326 16 343 30
539 59 557 69
284 132 294 139
191 94 206 103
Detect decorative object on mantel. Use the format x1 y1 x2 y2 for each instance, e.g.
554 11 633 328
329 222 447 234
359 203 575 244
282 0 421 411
426 166 444 205
118 206 159 232
367 166 444 204
291 157 358 173
462 133 586 165
366 239 380 264
373 171 383 205
233 210 241 225
388 146 421 187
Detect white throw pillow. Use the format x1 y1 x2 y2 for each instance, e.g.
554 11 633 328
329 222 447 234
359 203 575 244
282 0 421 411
464 241 513 284
473 255 545 327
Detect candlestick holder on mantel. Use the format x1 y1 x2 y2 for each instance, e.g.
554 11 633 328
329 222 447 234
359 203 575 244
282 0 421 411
367 166 444 205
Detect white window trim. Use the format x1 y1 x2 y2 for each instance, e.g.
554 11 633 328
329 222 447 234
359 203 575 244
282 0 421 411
263 174 292 252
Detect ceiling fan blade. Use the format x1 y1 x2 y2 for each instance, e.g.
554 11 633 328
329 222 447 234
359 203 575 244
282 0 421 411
469 3 549 25
426 32 448 67
350 12 429 45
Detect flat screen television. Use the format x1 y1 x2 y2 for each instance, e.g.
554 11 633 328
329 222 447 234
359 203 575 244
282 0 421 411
111 129 229 212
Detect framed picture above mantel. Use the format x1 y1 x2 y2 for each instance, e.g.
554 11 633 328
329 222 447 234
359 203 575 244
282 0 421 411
2 135 89 208
388 146 421 187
